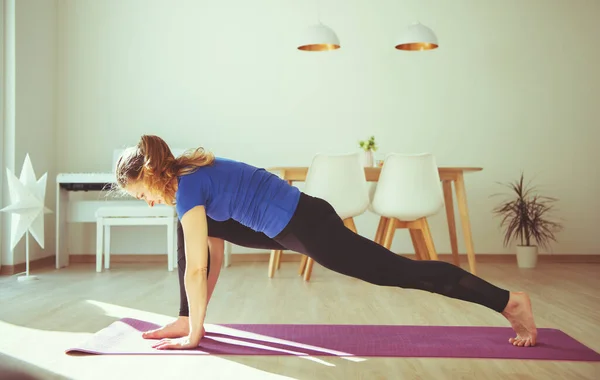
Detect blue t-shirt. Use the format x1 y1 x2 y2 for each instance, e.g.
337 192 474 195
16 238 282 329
175 157 301 238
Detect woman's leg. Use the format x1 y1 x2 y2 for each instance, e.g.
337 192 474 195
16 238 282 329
176 221 211 317
205 218 287 250
143 218 289 339
273 193 537 346
177 217 286 317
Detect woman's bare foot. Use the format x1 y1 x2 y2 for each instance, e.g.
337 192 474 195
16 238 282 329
142 316 190 339
501 291 537 347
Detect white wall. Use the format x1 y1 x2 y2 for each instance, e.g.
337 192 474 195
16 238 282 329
0 0 6 269
5 0 58 265
1 0 16 267
56 0 600 257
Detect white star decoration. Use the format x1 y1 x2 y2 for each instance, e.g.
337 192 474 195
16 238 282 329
1 154 52 251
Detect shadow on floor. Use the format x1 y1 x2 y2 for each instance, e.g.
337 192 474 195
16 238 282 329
0 353 66 380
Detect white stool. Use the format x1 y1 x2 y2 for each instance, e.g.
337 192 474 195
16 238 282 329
95 205 177 272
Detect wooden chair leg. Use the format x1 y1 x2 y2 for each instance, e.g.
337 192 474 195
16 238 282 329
303 257 315 281
409 229 425 260
298 255 308 275
418 218 439 260
374 216 388 245
416 228 432 260
268 250 278 277
343 218 357 233
381 218 397 250
274 250 282 270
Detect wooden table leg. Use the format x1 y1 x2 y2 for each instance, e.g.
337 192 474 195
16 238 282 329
454 173 477 275
442 180 460 267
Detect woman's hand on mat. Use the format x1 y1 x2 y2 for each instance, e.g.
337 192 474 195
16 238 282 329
142 316 190 339
152 335 200 350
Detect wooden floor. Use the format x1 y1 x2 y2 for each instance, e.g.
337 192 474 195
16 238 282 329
0 260 599 380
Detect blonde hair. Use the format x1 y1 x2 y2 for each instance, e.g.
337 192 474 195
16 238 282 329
114 135 215 205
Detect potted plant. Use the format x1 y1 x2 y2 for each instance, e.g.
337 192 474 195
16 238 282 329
359 135 378 167
492 173 563 268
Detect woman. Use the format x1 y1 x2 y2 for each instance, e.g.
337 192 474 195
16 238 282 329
115 135 538 349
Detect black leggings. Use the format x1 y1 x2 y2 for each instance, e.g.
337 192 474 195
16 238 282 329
177 192 510 316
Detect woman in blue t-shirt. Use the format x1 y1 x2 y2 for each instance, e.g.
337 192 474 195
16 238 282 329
115 135 538 350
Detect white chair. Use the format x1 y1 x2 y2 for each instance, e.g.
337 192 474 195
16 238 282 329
95 203 177 272
279 152 370 281
371 153 444 261
367 182 389 245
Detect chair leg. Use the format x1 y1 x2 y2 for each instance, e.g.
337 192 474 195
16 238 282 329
167 220 174 272
409 229 425 260
268 250 278 278
298 255 308 275
381 218 397 250
96 218 103 273
104 225 111 269
343 218 357 233
374 216 388 245
303 257 315 281
274 249 282 269
416 228 432 260
418 218 439 260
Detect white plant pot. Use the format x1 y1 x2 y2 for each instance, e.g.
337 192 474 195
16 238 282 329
363 150 375 167
516 245 538 268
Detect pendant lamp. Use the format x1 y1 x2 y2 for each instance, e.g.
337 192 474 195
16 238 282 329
297 22 340 51
395 22 438 51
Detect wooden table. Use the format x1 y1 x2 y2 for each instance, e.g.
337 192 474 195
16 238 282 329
267 166 482 275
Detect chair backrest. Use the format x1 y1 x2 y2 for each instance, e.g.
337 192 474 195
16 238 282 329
371 153 444 220
367 182 378 212
304 152 370 220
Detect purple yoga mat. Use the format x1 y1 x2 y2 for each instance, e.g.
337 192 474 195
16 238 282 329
65 317 600 361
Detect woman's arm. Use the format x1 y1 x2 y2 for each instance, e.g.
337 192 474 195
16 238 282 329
152 205 209 350
142 237 224 341
181 205 210 344
206 237 224 303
